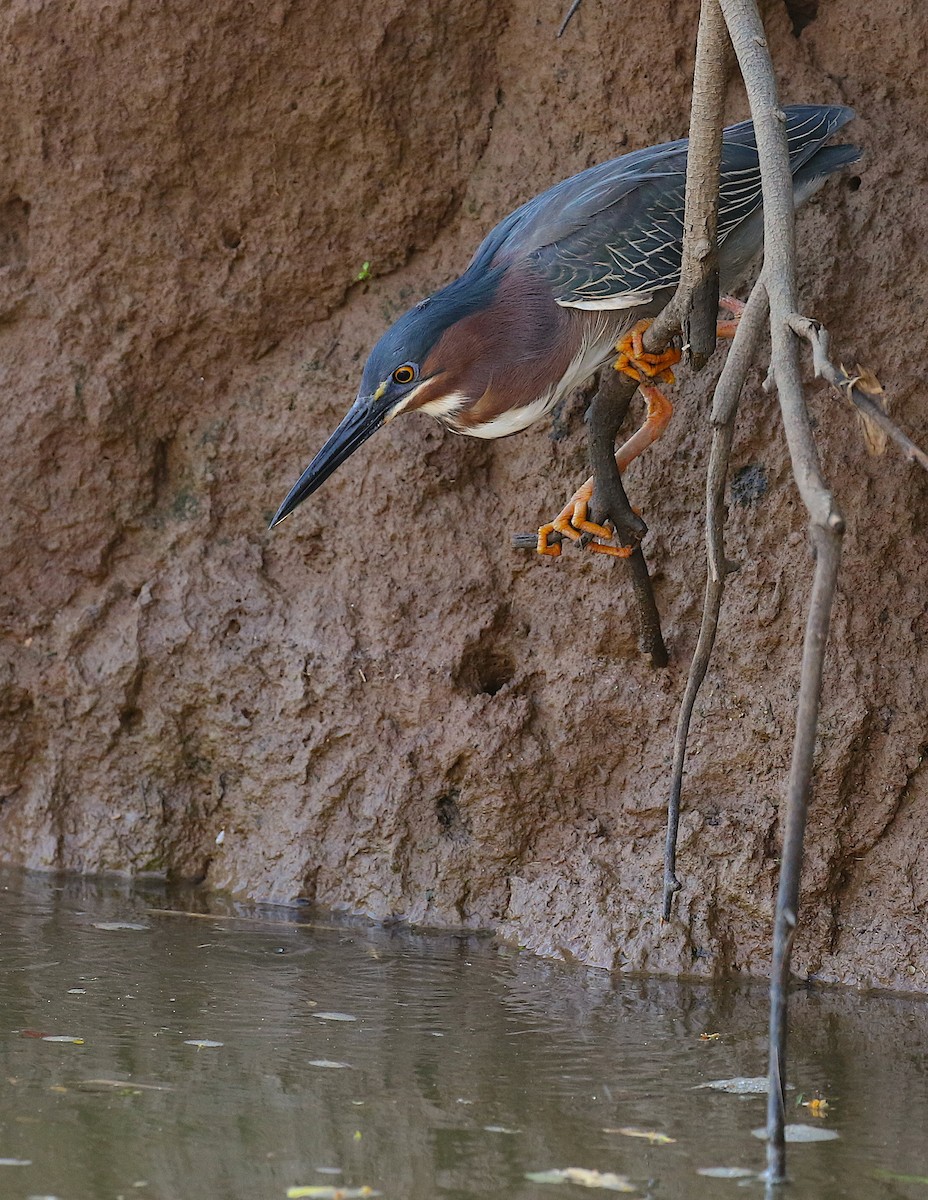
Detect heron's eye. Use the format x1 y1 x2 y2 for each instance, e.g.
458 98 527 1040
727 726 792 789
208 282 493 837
392 363 416 386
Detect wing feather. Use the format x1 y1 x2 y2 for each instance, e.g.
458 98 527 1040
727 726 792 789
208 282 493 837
466 106 855 309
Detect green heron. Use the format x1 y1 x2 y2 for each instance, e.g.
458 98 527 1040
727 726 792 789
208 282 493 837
271 105 859 555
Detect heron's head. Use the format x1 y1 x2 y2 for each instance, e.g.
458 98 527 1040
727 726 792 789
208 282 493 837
269 265 505 527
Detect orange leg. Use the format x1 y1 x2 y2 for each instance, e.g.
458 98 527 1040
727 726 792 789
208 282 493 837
615 383 673 471
717 294 745 339
537 384 674 557
720 294 746 317
537 302 741 559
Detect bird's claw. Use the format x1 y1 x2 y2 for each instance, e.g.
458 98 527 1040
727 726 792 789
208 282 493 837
614 320 681 384
538 317 688 560
537 479 634 558
614 305 745 378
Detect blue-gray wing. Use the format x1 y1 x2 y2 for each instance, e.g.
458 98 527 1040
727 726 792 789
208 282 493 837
471 105 856 310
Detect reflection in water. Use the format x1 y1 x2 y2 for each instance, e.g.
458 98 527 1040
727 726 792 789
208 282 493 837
0 868 926 1199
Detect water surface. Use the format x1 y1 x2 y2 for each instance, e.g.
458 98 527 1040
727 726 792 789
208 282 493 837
1 869 926 1199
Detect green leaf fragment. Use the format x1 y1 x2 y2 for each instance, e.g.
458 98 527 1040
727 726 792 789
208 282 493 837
872 1169 928 1186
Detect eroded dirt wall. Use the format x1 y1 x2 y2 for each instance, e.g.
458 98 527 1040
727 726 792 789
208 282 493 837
1 0 926 991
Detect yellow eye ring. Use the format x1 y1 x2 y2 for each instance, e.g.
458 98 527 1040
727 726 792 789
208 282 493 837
392 364 416 386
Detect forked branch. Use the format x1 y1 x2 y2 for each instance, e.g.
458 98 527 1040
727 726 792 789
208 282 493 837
662 277 770 919
717 0 844 1182
583 0 729 666
646 0 729 363
788 315 928 473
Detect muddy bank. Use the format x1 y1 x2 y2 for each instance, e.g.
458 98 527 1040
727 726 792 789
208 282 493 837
1 0 926 990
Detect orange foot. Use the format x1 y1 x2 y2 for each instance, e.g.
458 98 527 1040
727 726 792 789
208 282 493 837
537 384 674 558
537 478 634 558
614 319 681 384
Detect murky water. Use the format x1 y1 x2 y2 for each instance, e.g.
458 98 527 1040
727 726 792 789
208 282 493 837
1 869 927 1200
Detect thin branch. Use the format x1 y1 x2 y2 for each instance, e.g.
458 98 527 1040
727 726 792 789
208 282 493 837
718 0 845 1182
662 278 770 919
625 547 670 667
517 2 730 668
766 522 841 1181
587 370 650 547
718 4 841 533
557 0 583 37
646 0 729 361
587 370 669 667
788 315 928 473
512 368 668 666
580 0 729 667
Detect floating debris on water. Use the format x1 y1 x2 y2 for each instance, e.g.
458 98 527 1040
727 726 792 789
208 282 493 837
872 1170 928 1186
751 1124 839 1143
603 1127 675 1144
79 1079 173 1093
525 1168 635 1191
286 1187 379 1199
696 1076 780 1095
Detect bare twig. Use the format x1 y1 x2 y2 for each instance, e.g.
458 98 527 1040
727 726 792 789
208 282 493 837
557 0 583 37
662 278 770 919
512 364 667 663
587 370 650 547
788 314 928 473
719 11 841 530
625 547 669 667
718 0 844 1182
518 2 730 667
580 0 730 666
766 522 840 1186
646 0 729 362
587 370 669 667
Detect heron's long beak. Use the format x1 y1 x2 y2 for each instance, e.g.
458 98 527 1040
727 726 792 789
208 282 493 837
269 392 391 528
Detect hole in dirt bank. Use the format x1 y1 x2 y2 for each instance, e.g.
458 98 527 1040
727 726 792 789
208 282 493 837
731 463 768 507
454 645 516 697
435 791 469 840
783 0 818 36
119 707 143 733
436 791 460 831
0 197 30 268
847 175 861 192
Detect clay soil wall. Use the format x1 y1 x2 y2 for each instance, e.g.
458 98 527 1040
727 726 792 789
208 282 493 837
1 0 926 990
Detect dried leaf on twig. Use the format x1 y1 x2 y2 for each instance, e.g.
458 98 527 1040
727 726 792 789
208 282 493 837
840 362 889 455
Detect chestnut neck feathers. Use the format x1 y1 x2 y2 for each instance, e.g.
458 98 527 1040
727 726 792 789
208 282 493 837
414 265 619 436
